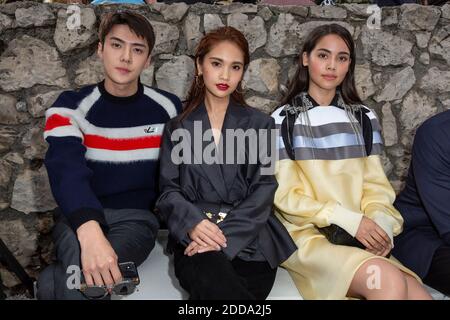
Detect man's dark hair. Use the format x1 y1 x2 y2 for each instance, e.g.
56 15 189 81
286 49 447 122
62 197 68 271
98 11 155 56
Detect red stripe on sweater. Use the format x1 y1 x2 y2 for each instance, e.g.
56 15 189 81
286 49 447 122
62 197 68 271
45 114 72 131
84 135 162 151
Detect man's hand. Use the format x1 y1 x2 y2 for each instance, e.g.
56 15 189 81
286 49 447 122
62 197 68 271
188 219 227 250
356 216 391 256
77 220 122 289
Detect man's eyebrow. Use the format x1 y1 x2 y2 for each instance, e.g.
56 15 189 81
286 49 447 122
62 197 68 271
109 36 147 48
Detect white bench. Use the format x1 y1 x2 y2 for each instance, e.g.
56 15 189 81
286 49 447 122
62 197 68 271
116 230 449 300
117 230 303 300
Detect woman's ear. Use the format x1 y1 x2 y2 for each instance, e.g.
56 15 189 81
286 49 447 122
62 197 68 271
196 58 202 76
302 52 309 67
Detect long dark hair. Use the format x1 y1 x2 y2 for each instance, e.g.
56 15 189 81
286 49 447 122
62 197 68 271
180 27 250 120
281 24 362 107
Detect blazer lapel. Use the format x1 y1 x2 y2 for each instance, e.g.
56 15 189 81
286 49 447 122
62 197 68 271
221 102 250 195
183 103 229 202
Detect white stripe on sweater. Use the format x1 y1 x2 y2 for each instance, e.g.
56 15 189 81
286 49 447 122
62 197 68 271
45 108 165 139
78 87 101 116
143 87 177 119
85 147 160 162
44 125 84 141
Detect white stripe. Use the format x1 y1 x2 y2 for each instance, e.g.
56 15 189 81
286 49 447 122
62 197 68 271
85 147 160 162
143 87 177 119
78 87 101 116
271 106 287 125
272 105 379 125
45 108 165 139
300 107 356 126
44 125 84 141
365 108 379 121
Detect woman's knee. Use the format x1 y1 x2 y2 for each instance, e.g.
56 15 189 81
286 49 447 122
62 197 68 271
351 259 409 299
366 259 409 299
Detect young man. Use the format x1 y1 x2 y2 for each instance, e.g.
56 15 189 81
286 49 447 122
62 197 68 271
393 110 450 296
37 11 181 299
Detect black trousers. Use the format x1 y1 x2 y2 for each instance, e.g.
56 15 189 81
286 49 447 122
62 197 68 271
173 243 277 300
423 245 450 296
36 209 158 300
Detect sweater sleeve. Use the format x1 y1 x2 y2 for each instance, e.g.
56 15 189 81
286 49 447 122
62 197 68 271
361 155 403 245
44 93 107 233
274 159 363 237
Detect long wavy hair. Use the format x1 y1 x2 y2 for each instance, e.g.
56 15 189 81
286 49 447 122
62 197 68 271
281 24 362 107
180 27 250 120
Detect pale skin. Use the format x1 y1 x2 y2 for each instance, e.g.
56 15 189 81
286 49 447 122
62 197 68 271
184 41 246 257
77 24 151 289
304 34 432 299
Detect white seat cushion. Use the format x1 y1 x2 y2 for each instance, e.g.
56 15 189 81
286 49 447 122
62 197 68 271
117 230 302 300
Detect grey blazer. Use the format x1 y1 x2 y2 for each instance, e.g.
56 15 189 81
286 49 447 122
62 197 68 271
156 101 296 268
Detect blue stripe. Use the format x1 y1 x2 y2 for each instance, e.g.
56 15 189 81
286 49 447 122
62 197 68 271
294 133 363 149
277 131 382 150
373 131 382 144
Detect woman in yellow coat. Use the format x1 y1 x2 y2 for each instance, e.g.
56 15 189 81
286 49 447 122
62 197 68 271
271 24 431 300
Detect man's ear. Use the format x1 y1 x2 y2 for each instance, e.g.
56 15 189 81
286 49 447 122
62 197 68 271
97 42 103 59
302 52 309 67
144 55 151 69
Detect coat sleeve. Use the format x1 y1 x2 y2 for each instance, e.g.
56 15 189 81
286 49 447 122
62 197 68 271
218 117 279 260
361 155 403 245
409 123 450 245
156 122 205 246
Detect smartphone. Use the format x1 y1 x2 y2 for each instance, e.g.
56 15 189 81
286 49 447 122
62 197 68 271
118 261 140 285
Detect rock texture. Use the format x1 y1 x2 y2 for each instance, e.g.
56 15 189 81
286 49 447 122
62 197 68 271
0 2 449 293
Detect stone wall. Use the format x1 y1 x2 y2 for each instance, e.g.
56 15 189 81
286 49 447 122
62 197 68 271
1 1 450 291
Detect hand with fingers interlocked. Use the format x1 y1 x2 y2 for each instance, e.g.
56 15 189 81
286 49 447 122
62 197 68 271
355 216 392 257
185 219 227 256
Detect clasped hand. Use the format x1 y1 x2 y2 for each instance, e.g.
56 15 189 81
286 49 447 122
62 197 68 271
185 219 227 256
355 216 392 257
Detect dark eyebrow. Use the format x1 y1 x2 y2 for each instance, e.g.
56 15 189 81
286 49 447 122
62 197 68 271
109 36 147 48
317 48 350 56
209 57 244 66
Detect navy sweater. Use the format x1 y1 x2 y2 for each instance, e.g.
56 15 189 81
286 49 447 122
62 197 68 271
44 80 182 232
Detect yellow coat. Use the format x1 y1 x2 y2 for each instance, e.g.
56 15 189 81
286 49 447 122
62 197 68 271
274 156 421 299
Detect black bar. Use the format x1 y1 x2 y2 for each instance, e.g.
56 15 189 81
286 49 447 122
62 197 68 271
0 238 35 297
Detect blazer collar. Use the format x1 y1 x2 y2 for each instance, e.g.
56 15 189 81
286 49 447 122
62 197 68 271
183 99 250 203
186 99 248 124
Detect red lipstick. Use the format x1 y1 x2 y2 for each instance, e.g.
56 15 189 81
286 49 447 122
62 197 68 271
216 83 229 91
